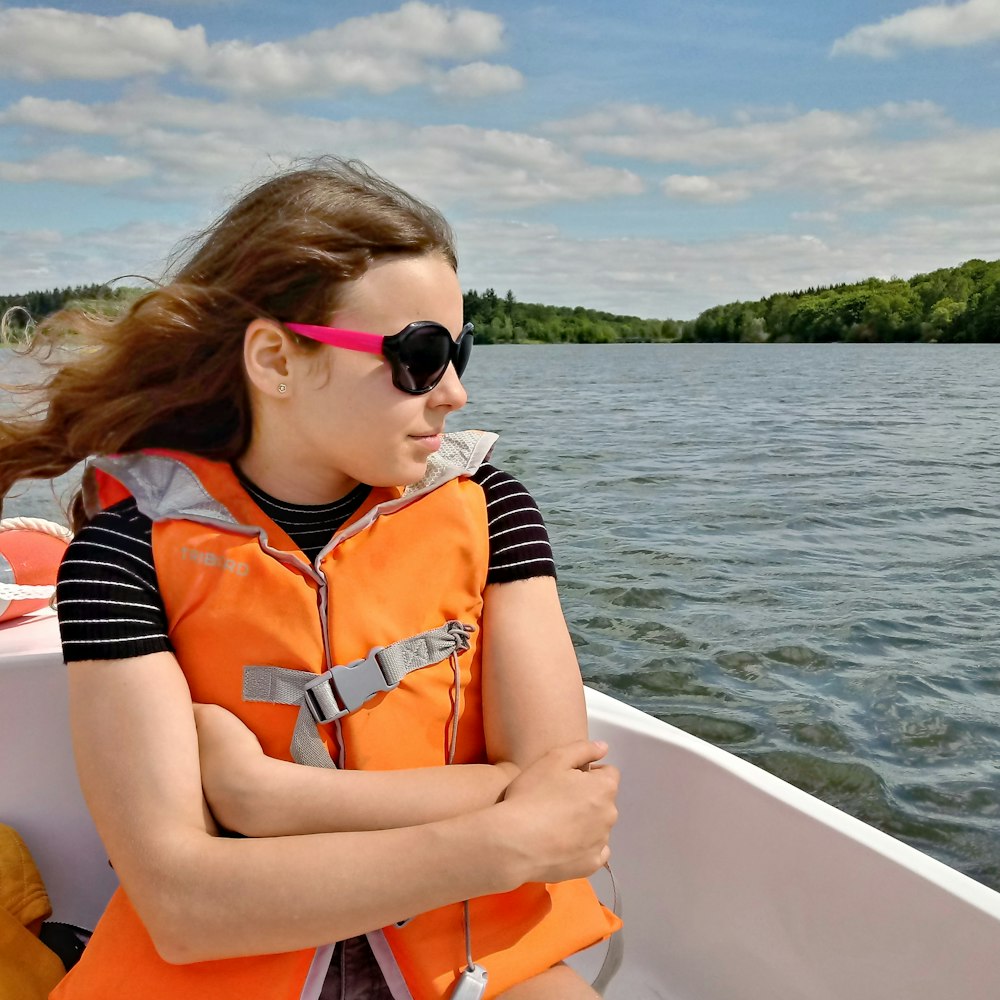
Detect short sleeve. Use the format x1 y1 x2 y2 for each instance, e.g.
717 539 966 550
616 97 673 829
471 464 557 585
56 500 172 662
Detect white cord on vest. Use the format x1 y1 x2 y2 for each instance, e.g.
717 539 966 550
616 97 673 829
448 650 476 973
446 652 490 999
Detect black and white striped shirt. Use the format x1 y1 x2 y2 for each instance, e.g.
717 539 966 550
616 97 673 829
56 464 555 662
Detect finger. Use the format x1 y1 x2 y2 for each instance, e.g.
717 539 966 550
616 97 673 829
549 739 609 771
588 764 621 787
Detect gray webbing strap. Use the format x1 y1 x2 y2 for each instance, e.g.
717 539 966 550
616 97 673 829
243 620 474 768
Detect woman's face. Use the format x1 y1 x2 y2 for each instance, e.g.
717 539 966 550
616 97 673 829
280 253 469 497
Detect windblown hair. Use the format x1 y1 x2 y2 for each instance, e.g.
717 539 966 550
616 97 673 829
0 157 457 529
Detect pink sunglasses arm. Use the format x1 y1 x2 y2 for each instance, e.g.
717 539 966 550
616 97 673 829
283 323 384 354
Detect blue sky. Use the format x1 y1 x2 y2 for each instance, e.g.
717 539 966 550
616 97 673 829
1 0 999 318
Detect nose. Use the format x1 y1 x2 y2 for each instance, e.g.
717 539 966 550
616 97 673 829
429 360 468 411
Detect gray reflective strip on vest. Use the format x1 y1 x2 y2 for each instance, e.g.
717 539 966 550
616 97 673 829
243 621 475 768
88 452 239 526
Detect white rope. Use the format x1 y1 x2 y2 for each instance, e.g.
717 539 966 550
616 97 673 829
0 517 73 541
0 518 70 608
0 582 55 600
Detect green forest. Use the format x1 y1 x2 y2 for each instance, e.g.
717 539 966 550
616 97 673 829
462 287 674 343
681 257 1000 344
0 284 139 330
3 256 999 344
463 257 1000 344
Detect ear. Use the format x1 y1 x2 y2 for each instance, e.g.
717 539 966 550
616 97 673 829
244 319 293 398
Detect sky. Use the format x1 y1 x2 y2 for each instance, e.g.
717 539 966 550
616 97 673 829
1 1 999 320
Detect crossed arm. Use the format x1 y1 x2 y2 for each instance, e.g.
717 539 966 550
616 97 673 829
69 577 617 964
197 576 590 837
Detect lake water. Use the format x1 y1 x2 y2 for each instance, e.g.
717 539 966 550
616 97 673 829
3 343 999 890
450 343 1000 892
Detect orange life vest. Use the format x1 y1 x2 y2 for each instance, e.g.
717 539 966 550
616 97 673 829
53 434 620 1000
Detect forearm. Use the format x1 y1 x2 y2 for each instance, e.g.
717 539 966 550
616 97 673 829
67 655 514 965
225 758 518 837
144 804 524 964
70 650 615 968
148 737 619 966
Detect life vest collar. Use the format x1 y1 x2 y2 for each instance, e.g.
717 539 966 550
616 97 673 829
315 429 498 563
88 450 324 584
87 430 498 563
90 448 238 528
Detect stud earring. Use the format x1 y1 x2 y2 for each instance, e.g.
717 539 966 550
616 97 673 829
277 383 287 394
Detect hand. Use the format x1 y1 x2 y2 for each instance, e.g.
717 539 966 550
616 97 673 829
192 703 269 833
495 740 619 886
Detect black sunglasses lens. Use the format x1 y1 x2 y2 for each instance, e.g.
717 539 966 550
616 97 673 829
395 325 452 392
389 323 473 393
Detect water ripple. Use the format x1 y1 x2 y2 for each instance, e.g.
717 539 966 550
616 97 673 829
453 343 1000 891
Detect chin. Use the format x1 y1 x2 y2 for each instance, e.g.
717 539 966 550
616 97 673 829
401 464 431 486
371 460 430 490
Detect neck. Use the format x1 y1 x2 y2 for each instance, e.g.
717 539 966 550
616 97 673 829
237 438 360 505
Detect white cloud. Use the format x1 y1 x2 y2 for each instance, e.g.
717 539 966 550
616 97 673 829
548 100 949 165
391 124 644 205
1 91 290 138
307 1 504 58
433 62 524 99
3 84 995 235
722 127 1000 211
0 3 518 100
661 174 751 204
3 204 999 320
546 104 711 138
6 86 995 219
0 220 189 294
455 207 1000 319
652 126 1000 212
0 149 151 185
0 91 642 207
832 0 1000 58
544 99 1000 215
0 8 206 81
791 210 839 224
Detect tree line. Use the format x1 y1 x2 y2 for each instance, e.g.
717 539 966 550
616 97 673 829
680 258 1000 344
462 288 675 343
0 282 671 344
1 284 113 323
1 284 140 334
4 257 999 344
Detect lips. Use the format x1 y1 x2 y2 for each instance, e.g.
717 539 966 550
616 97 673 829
410 432 443 452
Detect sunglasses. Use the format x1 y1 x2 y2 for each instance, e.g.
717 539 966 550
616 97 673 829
283 320 474 395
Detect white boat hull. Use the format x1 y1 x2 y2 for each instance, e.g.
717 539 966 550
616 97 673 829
576 688 1000 998
2 610 999 998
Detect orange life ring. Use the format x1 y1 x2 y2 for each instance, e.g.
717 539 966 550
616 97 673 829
0 519 72 623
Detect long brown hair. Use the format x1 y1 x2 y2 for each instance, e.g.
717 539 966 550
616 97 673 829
0 157 457 529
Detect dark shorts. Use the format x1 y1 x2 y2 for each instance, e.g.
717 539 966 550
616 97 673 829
319 934 394 1000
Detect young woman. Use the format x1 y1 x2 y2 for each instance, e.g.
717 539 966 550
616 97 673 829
0 158 620 1000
